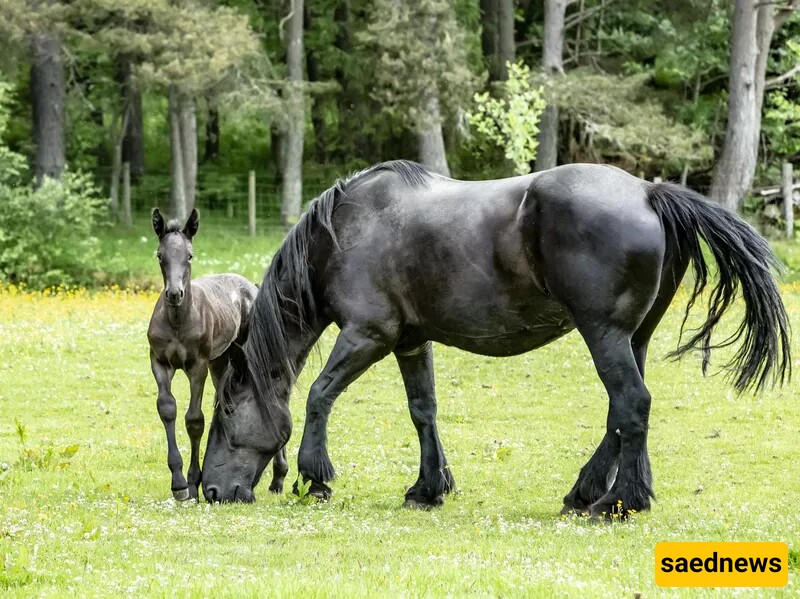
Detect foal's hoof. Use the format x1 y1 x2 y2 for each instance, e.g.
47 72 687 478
268 480 284 494
173 487 191 502
188 484 199 501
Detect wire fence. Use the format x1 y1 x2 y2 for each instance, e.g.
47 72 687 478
95 167 337 235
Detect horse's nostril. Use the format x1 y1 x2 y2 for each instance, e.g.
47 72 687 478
204 485 219 503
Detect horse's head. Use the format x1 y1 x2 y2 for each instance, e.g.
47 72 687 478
202 342 292 503
152 208 198 307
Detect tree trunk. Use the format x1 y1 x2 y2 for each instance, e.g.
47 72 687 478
281 0 305 228
169 86 187 221
481 0 500 81
180 95 197 214
304 3 327 163
109 107 128 221
122 86 144 181
30 31 65 185
122 161 132 229
535 0 568 172
117 56 144 181
416 91 450 177
204 105 220 163
710 0 759 211
497 0 515 80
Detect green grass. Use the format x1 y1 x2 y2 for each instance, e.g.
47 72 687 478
1 223 799 596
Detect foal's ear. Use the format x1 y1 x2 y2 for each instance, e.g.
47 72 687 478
152 208 165 239
183 209 199 239
228 342 248 380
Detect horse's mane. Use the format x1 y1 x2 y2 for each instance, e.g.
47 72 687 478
217 160 431 426
163 220 184 236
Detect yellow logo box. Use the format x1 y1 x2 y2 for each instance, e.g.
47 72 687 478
655 542 789 587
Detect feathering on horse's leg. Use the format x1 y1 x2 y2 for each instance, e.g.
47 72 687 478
395 342 455 509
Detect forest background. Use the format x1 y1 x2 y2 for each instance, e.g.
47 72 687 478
2 0 800 287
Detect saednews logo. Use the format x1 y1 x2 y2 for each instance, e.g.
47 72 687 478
655 542 789 587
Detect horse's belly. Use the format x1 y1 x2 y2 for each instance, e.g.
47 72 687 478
418 298 575 357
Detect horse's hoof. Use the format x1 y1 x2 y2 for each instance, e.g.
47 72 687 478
560 505 590 517
403 496 443 510
269 481 284 494
309 489 331 502
292 479 332 501
173 488 191 502
188 485 199 501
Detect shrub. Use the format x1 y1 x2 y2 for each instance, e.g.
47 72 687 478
0 81 107 288
0 172 107 288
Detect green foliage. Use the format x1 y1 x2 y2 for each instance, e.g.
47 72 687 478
0 80 27 185
467 62 546 175
764 89 800 157
549 69 713 171
359 0 481 129
12 419 79 473
294 474 314 505
0 171 107 288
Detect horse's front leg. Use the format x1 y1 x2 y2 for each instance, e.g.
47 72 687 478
151 354 189 500
295 326 391 500
268 446 289 493
185 360 208 500
395 342 455 508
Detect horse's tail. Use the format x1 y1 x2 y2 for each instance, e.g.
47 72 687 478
647 182 791 393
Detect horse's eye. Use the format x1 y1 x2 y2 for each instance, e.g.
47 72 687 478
188 254 194 262
156 253 163 262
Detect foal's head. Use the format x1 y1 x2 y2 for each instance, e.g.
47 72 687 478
152 208 199 307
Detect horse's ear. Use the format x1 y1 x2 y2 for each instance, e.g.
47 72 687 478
152 208 165 239
228 342 248 380
183 209 199 239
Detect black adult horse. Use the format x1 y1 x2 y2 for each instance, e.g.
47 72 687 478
202 161 790 516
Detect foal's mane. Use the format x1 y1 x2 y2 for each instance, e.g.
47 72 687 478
218 160 430 424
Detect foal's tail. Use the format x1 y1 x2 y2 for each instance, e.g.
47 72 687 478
647 182 791 393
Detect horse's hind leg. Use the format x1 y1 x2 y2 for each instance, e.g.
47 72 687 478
573 324 655 518
561 251 688 515
185 361 208 500
151 354 189 500
295 324 394 500
395 342 455 509
269 446 289 493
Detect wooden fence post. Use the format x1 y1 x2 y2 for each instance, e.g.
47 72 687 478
248 170 256 238
122 162 132 228
782 161 794 240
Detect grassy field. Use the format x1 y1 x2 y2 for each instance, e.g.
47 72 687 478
1 218 799 596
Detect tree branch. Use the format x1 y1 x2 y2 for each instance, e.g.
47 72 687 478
564 0 616 31
765 63 800 88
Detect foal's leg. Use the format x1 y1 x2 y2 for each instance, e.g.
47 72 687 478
295 326 392 500
185 360 208 500
395 343 455 508
269 446 289 493
151 354 189 499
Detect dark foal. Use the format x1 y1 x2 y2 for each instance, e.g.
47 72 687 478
201 161 789 516
147 208 288 500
